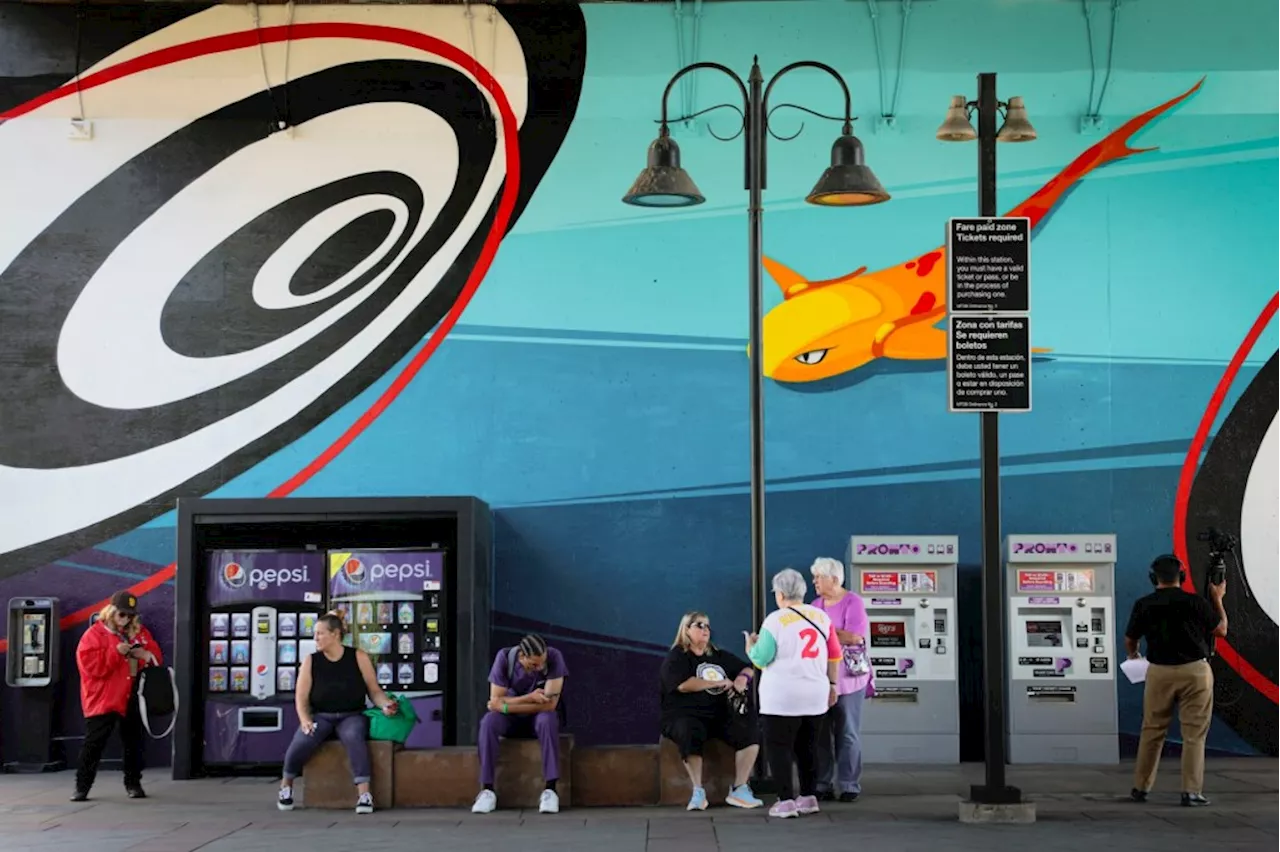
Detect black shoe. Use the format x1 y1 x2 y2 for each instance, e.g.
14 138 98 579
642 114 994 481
69 790 89 803
126 785 146 799
816 791 835 802
838 792 860 803
1129 788 1148 803
1181 793 1210 807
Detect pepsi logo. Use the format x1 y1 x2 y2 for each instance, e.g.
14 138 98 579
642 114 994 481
256 664 267 675
222 562 247 590
343 557 367 585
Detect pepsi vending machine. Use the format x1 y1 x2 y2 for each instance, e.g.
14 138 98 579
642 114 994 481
329 549 447 747
203 550 326 769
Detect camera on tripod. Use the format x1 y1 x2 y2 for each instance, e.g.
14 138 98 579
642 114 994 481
1195 527 1237 587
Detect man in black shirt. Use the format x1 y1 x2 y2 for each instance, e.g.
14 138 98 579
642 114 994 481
1124 553 1227 807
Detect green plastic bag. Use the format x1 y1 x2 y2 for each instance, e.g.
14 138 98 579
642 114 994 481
365 694 418 744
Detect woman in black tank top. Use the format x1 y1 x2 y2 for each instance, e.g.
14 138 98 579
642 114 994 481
277 612 400 815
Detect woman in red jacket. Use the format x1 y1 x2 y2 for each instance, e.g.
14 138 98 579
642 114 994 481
70 590 163 802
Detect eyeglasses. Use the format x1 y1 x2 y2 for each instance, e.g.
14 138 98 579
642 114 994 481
690 621 711 631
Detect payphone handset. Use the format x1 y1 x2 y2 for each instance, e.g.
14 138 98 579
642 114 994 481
6 597 61 688
847 536 959 683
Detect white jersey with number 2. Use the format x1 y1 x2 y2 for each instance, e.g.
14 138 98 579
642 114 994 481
756 604 842 717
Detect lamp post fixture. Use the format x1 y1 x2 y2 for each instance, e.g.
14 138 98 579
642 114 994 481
623 57 888 633
935 73 1036 808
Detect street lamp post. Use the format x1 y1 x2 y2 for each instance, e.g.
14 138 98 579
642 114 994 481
936 72 1036 807
622 56 889 633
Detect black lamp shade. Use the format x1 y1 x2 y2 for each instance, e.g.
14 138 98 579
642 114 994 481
622 134 705 207
806 134 889 206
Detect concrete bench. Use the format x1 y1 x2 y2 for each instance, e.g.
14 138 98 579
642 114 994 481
298 740 398 810
658 736 739 805
298 736 755 809
571 743 659 807
393 734 574 808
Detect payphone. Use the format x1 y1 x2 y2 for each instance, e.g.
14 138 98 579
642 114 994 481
1006 534 1119 764
848 536 960 763
5 597 64 771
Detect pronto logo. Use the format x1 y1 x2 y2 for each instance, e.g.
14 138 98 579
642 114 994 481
856 542 921 556
339 557 433 585
1013 541 1078 555
219 560 310 591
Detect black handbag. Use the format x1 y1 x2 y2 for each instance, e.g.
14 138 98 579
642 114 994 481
136 664 179 739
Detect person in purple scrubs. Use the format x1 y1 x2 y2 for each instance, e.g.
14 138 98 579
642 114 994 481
471 634 567 815
809 557 873 801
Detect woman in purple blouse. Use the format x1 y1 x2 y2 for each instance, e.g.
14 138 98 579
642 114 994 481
809 557 873 801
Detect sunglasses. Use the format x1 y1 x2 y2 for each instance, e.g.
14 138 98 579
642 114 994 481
690 621 711 630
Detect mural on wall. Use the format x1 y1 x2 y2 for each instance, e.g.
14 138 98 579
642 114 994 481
0 1 1276 761
758 80 1202 384
1178 302 1279 757
0 3 587 575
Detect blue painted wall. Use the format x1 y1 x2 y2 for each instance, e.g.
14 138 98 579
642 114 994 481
0 0 1275 760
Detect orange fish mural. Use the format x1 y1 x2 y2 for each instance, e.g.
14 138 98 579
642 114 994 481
759 79 1205 383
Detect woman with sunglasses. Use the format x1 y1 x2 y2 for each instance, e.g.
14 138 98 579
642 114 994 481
659 611 763 811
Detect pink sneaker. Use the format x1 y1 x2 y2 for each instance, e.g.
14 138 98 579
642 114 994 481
796 795 821 815
769 799 799 819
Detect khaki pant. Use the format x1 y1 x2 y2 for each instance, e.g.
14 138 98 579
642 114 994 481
1133 660 1213 794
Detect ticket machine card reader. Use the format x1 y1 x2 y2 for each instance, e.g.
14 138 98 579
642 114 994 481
1006 534 1119 764
847 535 960 764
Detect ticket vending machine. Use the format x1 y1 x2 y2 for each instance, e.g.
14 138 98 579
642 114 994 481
848 536 960 763
4 597 63 771
1006 534 1119 764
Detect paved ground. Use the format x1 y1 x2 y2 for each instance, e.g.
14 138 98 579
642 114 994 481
0 758 1274 851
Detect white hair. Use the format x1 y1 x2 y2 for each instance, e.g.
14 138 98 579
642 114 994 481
809 557 845 587
771 568 808 602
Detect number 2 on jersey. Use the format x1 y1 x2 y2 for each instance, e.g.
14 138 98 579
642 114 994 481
799 628 820 659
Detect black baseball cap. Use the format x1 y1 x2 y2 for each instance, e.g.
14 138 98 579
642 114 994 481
110 591 139 615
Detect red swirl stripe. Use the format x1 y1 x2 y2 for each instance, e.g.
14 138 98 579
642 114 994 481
0 22 520 653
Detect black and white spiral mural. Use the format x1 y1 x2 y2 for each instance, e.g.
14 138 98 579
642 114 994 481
0 3 586 576
1182 345 1279 756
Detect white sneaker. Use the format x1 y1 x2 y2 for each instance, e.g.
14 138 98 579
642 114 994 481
277 785 294 812
355 792 374 815
472 789 498 814
539 789 560 814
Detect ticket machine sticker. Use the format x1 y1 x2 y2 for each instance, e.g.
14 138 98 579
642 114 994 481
870 621 906 648
861 571 937 593
1016 570 1095 593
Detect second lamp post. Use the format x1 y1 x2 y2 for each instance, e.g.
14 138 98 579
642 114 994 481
622 56 889 632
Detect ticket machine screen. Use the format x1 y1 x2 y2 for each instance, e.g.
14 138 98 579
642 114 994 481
1024 620 1064 648
870 621 907 648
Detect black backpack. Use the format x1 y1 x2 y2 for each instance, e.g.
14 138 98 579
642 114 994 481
505 646 568 727
136 664 179 739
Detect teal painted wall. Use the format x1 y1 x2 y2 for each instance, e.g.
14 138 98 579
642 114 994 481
0 0 1275 758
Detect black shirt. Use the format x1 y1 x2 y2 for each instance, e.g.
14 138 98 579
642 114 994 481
1125 588 1220 666
308 646 368 713
659 646 749 724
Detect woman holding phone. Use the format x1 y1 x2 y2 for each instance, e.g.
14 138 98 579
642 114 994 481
277 612 399 814
71 590 163 802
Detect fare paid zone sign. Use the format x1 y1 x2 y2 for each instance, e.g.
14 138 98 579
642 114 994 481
946 217 1032 413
